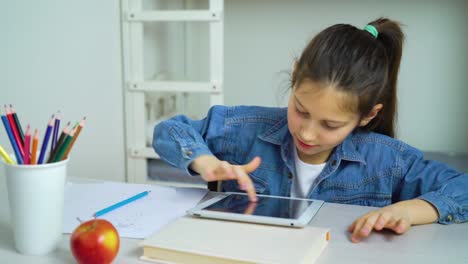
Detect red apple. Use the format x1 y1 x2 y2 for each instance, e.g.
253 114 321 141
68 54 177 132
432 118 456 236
70 219 120 264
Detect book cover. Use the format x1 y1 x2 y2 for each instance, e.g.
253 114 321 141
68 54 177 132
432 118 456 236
140 217 330 264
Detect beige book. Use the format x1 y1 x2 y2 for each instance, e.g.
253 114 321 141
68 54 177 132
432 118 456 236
140 217 330 264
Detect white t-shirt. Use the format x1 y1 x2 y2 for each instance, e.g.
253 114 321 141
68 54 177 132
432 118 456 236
291 148 326 199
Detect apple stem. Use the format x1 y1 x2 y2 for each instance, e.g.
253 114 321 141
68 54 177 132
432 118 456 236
76 217 84 224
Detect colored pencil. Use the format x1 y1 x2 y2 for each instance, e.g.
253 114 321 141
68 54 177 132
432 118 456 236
1 115 23 164
10 105 25 146
51 111 61 153
94 190 151 217
56 121 71 148
47 121 71 163
37 115 54 164
31 129 39 165
0 143 15 164
23 125 31 164
5 105 25 159
63 117 85 159
0 107 86 165
52 129 74 162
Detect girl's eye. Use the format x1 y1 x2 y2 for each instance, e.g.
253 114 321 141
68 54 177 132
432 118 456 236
323 123 340 130
295 107 308 116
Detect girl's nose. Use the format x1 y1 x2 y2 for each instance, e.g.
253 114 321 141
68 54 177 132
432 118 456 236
299 124 317 142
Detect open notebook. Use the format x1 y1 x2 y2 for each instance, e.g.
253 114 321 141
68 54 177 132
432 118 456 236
140 217 330 264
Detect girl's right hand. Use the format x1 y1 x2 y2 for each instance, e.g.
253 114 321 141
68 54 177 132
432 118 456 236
190 155 262 202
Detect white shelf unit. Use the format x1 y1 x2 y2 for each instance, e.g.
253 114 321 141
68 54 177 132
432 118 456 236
121 0 224 184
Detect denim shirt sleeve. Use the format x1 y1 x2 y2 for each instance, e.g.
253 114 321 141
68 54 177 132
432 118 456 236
399 147 468 224
152 105 227 175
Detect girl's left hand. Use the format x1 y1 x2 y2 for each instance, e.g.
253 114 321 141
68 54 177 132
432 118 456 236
348 202 412 243
348 199 439 243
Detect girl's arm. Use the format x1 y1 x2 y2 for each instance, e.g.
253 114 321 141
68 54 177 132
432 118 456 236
349 146 467 242
348 198 439 243
398 150 468 225
153 107 221 174
152 105 260 201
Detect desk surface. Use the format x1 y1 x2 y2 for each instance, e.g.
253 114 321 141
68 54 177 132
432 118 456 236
0 175 467 264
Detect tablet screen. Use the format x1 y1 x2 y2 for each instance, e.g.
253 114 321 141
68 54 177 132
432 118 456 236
203 193 314 219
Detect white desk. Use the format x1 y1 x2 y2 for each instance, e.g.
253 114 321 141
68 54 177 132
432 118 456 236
0 174 467 264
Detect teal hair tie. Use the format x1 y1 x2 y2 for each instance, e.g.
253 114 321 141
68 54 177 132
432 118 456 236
364 25 378 38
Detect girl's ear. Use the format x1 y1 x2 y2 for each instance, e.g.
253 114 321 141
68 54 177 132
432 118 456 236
359 104 383 127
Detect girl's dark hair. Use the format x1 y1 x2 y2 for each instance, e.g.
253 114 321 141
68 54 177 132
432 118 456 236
292 18 404 138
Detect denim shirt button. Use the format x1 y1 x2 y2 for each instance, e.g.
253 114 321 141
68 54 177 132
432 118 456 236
331 160 337 166
185 150 193 157
446 215 453 222
287 172 293 179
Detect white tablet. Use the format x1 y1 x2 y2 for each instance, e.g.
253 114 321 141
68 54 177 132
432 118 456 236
187 192 324 227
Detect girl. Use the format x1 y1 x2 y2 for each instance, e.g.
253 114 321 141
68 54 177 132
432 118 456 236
153 18 467 243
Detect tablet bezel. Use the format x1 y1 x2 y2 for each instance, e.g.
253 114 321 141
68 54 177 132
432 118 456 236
187 192 324 227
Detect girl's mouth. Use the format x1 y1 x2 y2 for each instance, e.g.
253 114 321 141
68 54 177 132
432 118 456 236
297 138 318 149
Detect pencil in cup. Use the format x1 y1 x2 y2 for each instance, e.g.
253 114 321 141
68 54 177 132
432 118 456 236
30 129 39 165
50 111 61 154
52 130 74 163
23 125 31 165
47 121 71 163
63 117 85 159
0 143 15 164
5 105 25 159
1 115 23 164
10 104 25 146
37 115 54 164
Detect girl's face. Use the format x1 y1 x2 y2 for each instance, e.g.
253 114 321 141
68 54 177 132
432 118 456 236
287 79 362 164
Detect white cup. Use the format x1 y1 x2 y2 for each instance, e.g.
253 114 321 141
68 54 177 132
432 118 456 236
4 159 68 255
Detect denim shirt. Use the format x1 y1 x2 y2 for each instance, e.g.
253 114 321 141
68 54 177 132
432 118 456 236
153 105 468 225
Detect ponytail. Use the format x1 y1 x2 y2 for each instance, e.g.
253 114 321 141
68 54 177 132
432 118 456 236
365 18 404 138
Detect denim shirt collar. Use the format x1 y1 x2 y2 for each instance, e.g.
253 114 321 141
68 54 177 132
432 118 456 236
258 117 290 145
335 132 367 164
258 117 366 165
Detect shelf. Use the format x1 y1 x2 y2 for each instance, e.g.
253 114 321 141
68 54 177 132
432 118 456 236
122 0 224 184
128 81 222 93
126 10 221 22
128 147 159 159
